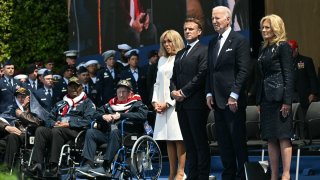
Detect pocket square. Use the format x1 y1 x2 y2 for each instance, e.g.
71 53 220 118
226 48 233 52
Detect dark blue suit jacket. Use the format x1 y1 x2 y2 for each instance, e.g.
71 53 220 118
171 41 208 110
206 30 252 109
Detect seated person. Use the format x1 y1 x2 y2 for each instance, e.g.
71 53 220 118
76 79 148 177
27 77 96 177
0 88 42 170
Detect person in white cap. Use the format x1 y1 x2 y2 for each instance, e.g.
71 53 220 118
64 50 78 66
37 68 48 87
84 60 100 84
116 43 132 68
14 74 28 84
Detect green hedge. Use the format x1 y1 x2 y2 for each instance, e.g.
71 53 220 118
0 0 69 69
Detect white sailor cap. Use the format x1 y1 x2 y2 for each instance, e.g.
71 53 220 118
53 74 62 80
124 49 139 58
84 60 99 67
76 62 86 70
64 50 78 57
117 44 132 51
14 74 28 80
37 68 48 75
102 50 116 61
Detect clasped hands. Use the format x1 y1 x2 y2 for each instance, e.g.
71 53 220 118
153 102 168 114
54 121 69 128
280 104 291 118
102 112 120 123
171 90 185 102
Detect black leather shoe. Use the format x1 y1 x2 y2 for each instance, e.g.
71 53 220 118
43 164 58 177
27 163 42 176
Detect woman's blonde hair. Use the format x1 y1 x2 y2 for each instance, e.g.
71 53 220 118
159 30 185 57
260 14 287 48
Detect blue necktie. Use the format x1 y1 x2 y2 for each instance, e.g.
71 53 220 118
181 45 191 60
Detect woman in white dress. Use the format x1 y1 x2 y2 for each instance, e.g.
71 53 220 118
152 30 186 180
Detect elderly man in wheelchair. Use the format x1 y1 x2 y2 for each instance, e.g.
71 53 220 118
26 76 96 177
76 79 160 178
0 87 42 172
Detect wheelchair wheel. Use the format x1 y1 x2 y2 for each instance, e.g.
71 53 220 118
131 135 162 179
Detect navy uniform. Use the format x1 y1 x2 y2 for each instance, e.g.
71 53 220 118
24 64 42 93
86 80 99 106
96 50 121 106
33 70 59 112
116 44 132 70
77 66 100 106
54 78 68 99
33 87 59 113
54 65 76 99
120 49 147 103
28 77 96 177
0 76 22 114
96 67 121 105
25 79 42 93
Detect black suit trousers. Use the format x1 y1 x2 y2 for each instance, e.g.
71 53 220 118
4 133 24 167
214 107 248 180
32 127 78 164
177 108 210 180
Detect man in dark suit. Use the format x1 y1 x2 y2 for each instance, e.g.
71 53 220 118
0 61 22 114
288 40 319 115
170 18 210 180
206 6 251 180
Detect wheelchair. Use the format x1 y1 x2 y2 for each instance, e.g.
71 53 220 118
89 118 162 180
18 127 87 179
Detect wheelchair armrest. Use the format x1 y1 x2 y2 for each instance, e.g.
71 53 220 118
75 130 86 144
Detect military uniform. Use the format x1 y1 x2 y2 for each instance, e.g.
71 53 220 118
83 81 100 106
54 78 68 100
24 79 42 93
96 68 121 106
33 87 59 112
0 77 22 113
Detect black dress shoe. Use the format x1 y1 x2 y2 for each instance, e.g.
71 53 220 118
28 163 42 176
43 164 58 177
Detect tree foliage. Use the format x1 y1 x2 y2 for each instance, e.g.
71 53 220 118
0 0 68 69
